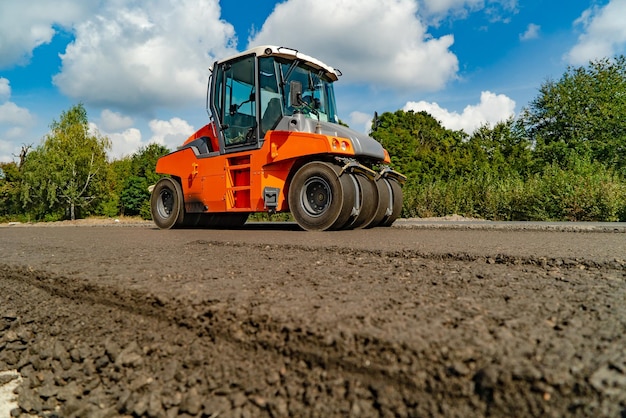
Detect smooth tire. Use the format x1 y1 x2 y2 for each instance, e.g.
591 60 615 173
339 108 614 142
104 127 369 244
345 173 378 229
288 161 355 231
366 177 391 228
150 177 185 229
380 178 403 227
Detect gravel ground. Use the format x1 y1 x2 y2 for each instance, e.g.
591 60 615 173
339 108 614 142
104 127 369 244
0 221 625 417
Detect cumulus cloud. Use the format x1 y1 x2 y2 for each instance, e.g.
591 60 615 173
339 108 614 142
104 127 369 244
0 140 15 163
520 23 540 41
0 77 35 161
348 111 374 135
0 78 10 102
91 122 144 160
0 102 34 126
403 91 515 133
0 78 34 126
248 0 459 92
148 117 195 150
92 114 195 160
53 0 238 113
99 109 134 132
419 0 518 24
567 0 626 65
0 1 95 68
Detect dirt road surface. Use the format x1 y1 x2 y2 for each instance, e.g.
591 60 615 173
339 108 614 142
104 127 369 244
1 222 625 417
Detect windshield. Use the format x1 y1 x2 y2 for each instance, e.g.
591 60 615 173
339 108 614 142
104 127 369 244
275 58 338 124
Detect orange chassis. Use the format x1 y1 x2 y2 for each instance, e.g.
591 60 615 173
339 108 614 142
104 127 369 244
156 122 392 216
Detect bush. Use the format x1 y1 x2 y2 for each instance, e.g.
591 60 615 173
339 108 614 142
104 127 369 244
403 163 626 221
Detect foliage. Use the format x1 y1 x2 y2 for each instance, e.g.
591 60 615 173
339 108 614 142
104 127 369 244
404 162 625 221
119 143 169 218
20 104 111 220
0 162 22 219
368 55 626 222
519 55 626 172
372 110 468 182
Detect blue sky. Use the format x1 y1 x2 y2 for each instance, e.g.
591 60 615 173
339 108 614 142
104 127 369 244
1 0 625 162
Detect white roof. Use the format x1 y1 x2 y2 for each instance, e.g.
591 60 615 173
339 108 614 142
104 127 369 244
216 45 339 81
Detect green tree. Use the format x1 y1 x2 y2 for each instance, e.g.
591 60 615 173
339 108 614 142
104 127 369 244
371 110 466 183
519 55 626 171
21 104 111 220
0 162 22 218
467 118 533 177
119 143 169 217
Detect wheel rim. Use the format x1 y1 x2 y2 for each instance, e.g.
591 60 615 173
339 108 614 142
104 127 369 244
301 176 332 217
157 188 174 219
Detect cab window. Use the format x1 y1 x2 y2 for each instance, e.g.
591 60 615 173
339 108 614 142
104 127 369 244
220 55 257 148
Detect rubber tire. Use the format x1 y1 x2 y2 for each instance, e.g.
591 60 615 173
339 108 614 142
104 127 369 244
366 177 392 228
380 178 403 227
150 177 185 229
345 173 378 229
288 161 355 231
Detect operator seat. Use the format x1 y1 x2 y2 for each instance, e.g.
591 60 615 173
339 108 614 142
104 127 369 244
261 98 282 136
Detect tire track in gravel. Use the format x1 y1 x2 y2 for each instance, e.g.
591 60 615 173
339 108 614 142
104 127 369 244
2 238 626 417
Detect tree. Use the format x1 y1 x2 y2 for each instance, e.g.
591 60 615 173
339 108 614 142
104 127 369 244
21 104 111 220
468 119 533 177
0 162 22 218
371 110 468 183
119 143 169 217
519 55 626 171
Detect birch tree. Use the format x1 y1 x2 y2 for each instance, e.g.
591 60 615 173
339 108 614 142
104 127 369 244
22 104 111 220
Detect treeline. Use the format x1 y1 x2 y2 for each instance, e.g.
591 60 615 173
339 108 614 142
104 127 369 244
0 105 170 222
1 56 625 222
373 56 626 221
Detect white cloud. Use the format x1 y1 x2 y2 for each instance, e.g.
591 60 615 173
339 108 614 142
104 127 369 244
567 0 626 65
419 0 518 24
0 77 35 162
0 78 10 102
53 0 238 113
99 109 134 132
108 128 144 160
0 140 16 163
520 23 540 41
248 0 459 92
91 115 195 160
0 1 95 68
403 91 515 133
0 102 34 126
348 111 374 134
148 117 195 150
420 0 482 21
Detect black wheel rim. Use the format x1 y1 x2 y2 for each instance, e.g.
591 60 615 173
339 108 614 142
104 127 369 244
301 176 332 217
157 188 174 218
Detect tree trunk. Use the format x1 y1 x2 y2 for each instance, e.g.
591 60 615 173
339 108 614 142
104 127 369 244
70 202 75 220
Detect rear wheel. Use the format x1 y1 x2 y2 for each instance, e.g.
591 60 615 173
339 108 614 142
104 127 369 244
366 177 391 228
345 173 378 229
150 177 185 229
288 161 355 231
380 178 403 227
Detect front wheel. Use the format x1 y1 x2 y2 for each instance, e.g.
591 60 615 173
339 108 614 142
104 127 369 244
150 177 185 229
288 161 355 231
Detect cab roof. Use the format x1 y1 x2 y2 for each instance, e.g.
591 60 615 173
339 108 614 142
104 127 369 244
216 45 340 82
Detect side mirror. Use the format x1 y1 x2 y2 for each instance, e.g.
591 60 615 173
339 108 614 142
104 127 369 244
290 80 303 107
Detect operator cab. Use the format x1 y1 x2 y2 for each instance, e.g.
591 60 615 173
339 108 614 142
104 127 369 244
208 46 340 154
